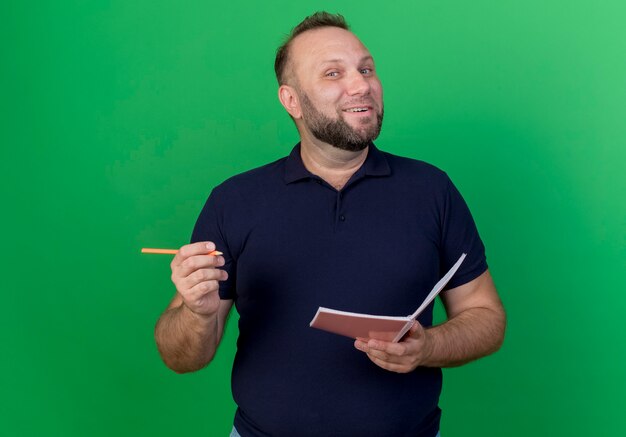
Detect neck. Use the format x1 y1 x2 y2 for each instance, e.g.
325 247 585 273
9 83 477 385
299 136 368 190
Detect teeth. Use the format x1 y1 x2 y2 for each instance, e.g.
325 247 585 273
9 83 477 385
345 107 368 112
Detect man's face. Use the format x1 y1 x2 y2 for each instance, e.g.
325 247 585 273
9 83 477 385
287 27 384 151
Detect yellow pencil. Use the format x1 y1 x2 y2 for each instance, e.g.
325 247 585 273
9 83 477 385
141 248 223 256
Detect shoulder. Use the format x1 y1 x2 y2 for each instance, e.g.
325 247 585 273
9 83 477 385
210 156 288 199
381 149 451 190
193 156 289 240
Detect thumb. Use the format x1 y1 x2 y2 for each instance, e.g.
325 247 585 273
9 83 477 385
408 320 425 338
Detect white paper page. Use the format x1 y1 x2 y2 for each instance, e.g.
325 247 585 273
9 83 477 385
408 253 467 320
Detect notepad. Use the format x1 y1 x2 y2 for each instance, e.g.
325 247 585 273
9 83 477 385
309 253 466 342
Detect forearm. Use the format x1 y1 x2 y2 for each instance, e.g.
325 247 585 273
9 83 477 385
154 304 218 373
422 306 506 368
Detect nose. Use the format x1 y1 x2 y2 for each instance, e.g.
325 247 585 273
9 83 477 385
346 69 371 96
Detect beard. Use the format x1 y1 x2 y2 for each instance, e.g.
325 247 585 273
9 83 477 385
300 92 384 152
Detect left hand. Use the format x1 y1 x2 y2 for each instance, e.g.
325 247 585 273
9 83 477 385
354 322 433 373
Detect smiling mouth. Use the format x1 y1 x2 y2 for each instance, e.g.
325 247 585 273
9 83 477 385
343 107 371 113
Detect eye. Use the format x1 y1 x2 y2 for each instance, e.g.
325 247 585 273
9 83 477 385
325 71 339 77
360 67 373 75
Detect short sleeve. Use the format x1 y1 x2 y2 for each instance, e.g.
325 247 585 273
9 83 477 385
190 189 237 300
440 177 488 289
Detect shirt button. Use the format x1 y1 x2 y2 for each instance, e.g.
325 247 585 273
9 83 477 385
339 215 346 221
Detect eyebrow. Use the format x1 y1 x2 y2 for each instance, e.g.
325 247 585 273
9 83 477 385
319 56 374 66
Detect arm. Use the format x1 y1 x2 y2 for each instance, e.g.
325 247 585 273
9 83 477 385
154 241 232 374
354 269 506 373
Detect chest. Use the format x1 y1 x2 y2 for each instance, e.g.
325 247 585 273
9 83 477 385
230 179 444 319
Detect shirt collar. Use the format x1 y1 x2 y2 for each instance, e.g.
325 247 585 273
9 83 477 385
283 142 391 184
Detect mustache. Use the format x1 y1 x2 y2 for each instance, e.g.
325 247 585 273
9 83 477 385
340 98 381 110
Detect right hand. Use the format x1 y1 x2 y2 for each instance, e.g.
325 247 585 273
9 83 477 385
170 241 228 317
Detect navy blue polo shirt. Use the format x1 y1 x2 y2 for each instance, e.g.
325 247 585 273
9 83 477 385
191 143 487 437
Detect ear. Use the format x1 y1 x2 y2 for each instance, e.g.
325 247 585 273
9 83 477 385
278 85 302 119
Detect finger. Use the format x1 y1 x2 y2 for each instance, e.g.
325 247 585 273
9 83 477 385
354 338 386 353
407 321 424 337
172 242 217 267
182 267 228 291
365 346 411 365
367 353 411 373
366 338 408 357
177 253 225 278
354 339 369 350
355 340 403 364
185 279 220 302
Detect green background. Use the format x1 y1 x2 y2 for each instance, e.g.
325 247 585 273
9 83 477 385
2 0 625 435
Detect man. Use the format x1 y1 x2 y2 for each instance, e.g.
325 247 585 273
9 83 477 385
155 12 505 437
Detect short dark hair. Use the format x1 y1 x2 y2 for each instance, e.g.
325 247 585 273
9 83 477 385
274 12 350 85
